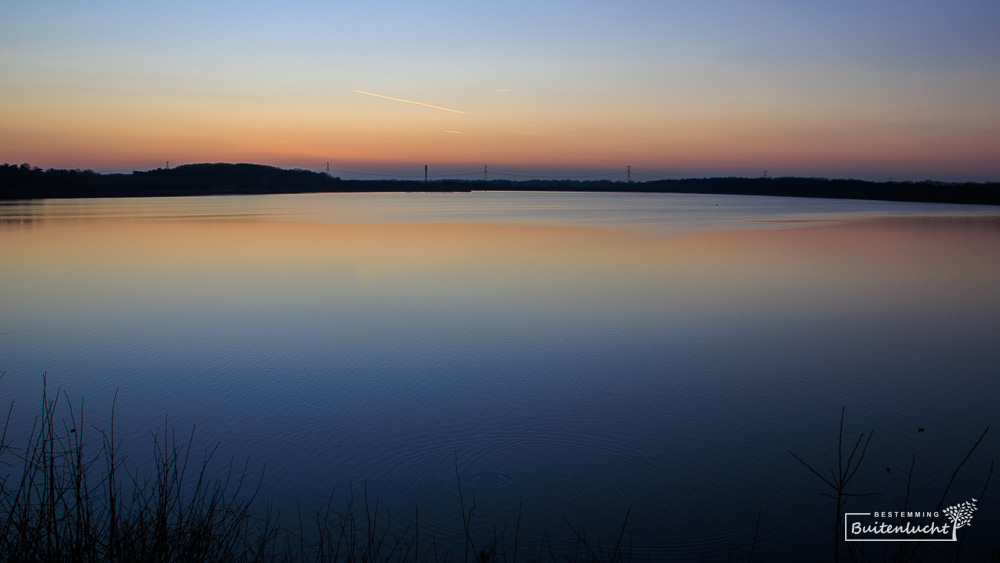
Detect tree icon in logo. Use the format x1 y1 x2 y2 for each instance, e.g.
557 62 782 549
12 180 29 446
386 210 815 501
943 498 978 541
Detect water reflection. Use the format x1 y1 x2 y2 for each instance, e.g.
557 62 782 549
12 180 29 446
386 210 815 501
1 194 998 560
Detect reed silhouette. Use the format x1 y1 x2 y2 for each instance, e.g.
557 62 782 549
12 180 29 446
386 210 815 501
1 376 994 561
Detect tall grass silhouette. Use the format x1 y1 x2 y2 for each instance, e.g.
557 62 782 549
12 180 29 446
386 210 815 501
2 376 994 562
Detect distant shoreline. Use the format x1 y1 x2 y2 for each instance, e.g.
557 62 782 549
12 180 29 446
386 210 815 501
3 162 999 205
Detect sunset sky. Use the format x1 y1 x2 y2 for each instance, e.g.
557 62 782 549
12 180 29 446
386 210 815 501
2 0 998 181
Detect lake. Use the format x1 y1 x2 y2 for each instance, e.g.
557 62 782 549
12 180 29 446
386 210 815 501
2 191 998 560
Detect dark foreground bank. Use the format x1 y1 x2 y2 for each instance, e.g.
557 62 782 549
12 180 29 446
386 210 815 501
2 162 999 205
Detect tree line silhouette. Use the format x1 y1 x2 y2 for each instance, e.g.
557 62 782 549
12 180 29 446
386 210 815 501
2 162 998 205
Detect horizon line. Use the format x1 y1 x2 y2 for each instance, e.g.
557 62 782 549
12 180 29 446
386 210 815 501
5 162 996 185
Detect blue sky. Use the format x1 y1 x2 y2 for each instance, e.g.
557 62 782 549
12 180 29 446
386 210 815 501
2 0 998 180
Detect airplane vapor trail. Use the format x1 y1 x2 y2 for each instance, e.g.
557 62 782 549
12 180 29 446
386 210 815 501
356 90 468 114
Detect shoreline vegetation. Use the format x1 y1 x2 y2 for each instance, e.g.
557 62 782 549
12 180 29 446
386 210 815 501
2 162 999 205
1 377 994 562
2 378 639 563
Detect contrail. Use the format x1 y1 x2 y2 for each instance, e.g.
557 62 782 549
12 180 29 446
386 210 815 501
356 90 468 114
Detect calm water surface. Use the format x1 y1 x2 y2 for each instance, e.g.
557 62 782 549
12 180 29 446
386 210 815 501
2 192 999 560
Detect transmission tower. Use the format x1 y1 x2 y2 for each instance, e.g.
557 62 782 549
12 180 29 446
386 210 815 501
484 164 488 181
627 165 631 183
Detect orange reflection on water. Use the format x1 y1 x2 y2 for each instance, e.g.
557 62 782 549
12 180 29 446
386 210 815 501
4 214 999 328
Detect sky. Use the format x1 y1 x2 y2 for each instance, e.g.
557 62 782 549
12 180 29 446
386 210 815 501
1 0 998 181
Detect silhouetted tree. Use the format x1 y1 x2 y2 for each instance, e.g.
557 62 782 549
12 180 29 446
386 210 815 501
2 163 998 204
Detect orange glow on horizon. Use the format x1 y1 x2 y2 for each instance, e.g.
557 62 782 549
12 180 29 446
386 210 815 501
3 1 999 181
2 86 998 180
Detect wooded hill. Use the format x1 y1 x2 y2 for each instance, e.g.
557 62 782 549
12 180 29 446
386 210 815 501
2 162 998 205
